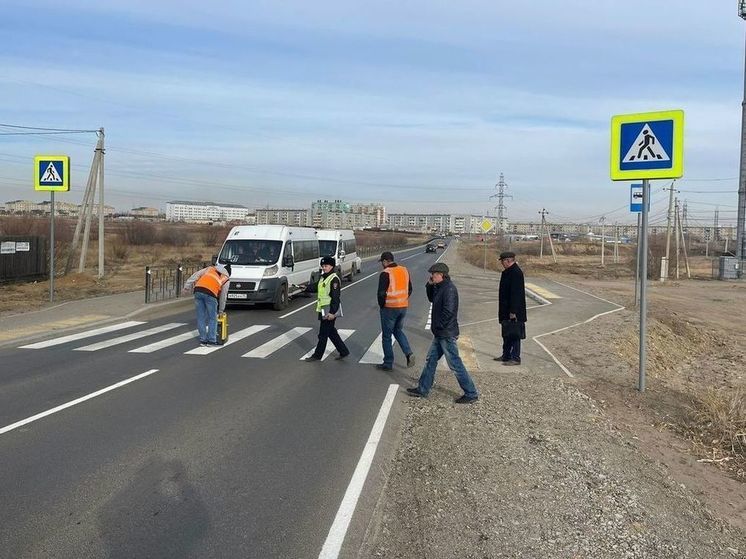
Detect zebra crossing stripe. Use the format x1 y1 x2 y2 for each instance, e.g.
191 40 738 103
358 333 397 364
243 327 313 358
129 329 199 353
299 329 355 361
184 325 270 355
74 323 186 352
20 321 146 349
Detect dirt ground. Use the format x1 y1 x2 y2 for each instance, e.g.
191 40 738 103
362 242 745 558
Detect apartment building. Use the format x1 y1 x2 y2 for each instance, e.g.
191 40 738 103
166 201 250 222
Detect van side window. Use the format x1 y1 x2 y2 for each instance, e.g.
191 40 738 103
346 239 356 254
284 241 292 263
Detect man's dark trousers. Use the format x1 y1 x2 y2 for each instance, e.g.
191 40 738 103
502 335 521 362
313 318 349 358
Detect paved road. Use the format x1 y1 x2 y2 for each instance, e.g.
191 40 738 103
0 244 443 559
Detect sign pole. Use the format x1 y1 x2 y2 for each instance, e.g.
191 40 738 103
634 212 641 307
50 191 55 302
638 179 650 392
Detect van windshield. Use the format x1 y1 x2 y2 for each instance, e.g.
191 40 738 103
319 240 338 257
218 240 282 265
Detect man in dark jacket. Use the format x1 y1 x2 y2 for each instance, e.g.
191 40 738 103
497 251 527 366
407 263 479 404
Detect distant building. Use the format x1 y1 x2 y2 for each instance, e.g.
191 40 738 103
311 199 386 229
255 208 310 227
5 200 38 214
130 206 161 219
166 201 250 222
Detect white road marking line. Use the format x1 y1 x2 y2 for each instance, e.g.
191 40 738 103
129 329 199 353
358 333 397 364
425 303 432 330
19 321 146 349
318 383 399 559
74 323 185 352
184 325 270 355
243 327 312 358
0 369 159 436
547 279 625 308
299 329 355 361
532 307 626 378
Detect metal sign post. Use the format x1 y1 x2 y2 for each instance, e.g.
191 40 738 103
638 179 650 391
611 110 684 393
34 155 70 303
634 212 641 307
50 191 55 302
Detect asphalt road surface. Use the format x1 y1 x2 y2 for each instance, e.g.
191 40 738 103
0 244 444 559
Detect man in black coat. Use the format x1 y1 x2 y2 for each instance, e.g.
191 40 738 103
497 251 527 366
406 262 479 404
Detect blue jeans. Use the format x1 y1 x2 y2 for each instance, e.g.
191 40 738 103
380 307 413 367
417 337 478 398
194 291 218 343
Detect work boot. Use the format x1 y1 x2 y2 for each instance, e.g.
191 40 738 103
455 395 479 404
375 364 393 371
493 356 508 362
406 387 426 398
406 353 416 368
304 355 322 362
503 360 521 366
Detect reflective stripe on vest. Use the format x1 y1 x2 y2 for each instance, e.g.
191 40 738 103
384 266 409 308
195 267 228 297
316 273 339 312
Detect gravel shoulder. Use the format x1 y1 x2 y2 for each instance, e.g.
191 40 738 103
359 244 744 558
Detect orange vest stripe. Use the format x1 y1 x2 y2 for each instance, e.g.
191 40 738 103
384 266 409 308
195 267 228 297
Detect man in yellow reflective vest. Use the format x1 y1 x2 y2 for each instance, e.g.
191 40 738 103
376 251 415 371
183 263 231 346
304 256 350 361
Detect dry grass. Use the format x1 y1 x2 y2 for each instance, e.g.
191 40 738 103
685 389 746 478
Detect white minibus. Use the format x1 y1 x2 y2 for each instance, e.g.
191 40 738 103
316 229 362 281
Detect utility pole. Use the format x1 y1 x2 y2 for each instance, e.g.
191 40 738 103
661 181 677 281
539 208 548 258
682 200 689 253
678 202 691 278
613 222 619 264
599 216 606 267
737 3 746 277
66 129 105 276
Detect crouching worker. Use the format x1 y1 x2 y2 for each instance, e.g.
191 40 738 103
183 263 231 346
304 256 350 361
407 262 479 404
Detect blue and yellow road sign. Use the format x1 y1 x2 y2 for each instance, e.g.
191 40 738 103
34 155 70 191
610 110 684 181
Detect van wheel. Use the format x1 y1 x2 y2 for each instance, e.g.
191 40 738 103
348 264 356 282
273 283 288 310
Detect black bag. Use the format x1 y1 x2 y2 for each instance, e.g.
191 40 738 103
501 319 524 340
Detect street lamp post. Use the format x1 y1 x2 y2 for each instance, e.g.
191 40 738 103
737 2 746 277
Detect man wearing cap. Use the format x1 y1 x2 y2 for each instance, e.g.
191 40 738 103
376 251 415 371
497 251 527 365
304 256 350 362
183 263 232 346
407 262 479 403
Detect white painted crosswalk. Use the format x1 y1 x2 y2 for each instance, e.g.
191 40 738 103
19 320 423 366
243 327 312 358
299 329 355 361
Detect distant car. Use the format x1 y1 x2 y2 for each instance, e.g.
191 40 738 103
436 240 446 249
425 243 437 253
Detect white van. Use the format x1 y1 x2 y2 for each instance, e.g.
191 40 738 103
317 229 363 282
216 225 320 310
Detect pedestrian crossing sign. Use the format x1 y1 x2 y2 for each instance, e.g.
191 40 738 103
610 110 684 181
34 155 70 191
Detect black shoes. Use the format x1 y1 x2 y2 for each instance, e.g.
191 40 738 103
304 355 322 362
503 360 521 366
455 395 478 404
334 353 349 360
493 356 508 362
406 353 416 368
375 364 393 371
406 387 426 398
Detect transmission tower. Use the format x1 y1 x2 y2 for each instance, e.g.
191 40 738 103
490 173 511 234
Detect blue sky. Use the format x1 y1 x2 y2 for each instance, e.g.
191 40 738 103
0 0 743 225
